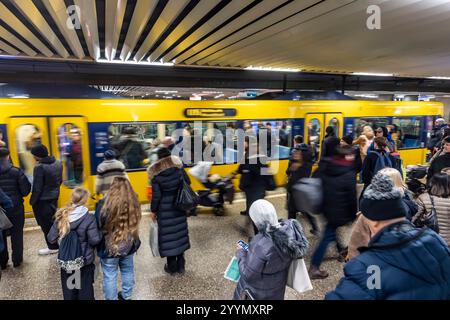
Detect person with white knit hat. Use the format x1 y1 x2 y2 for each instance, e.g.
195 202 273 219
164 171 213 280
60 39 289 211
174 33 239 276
233 199 309 300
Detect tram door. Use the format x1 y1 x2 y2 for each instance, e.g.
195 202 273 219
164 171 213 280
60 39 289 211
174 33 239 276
8 117 91 214
304 113 343 163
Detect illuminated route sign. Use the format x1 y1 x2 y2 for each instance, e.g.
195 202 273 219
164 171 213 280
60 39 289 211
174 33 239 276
184 108 237 118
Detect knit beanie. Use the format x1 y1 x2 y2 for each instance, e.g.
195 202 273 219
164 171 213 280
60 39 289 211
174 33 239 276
360 172 407 221
31 145 48 158
104 149 116 160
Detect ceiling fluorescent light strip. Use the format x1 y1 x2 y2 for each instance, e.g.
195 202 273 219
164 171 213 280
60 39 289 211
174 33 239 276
96 59 174 67
245 66 300 73
352 72 393 77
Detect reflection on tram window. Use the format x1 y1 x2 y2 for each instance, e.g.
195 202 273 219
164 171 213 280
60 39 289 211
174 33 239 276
0 128 5 147
58 124 84 187
328 118 339 137
108 123 176 169
307 118 321 162
392 117 423 149
15 124 42 182
353 118 389 138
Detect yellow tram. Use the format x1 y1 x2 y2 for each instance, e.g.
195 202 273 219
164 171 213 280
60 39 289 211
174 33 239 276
0 98 443 214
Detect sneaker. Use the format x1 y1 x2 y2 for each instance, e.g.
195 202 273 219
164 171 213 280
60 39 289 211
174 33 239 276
13 262 21 268
309 266 329 280
38 248 59 256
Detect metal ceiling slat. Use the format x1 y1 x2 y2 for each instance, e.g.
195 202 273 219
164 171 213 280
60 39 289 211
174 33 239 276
148 0 221 62
105 0 127 60
134 0 190 62
73 0 100 60
120 0 158 61
163 0 253 62
0 2 53 57
0 39 20 55
42 0 85 59
0 25 37 56
11 0 69 58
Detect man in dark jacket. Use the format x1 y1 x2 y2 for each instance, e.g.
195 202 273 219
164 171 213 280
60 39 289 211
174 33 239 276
326 172 450 300
427 136 450 183
427 118 447 153
0 187 13 280
309 145 357 279
30 145 63 256
340 135 362 173
320 126 340 160
0 148 31 269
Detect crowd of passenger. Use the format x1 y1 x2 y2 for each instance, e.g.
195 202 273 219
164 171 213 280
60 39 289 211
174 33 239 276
0 118 449 300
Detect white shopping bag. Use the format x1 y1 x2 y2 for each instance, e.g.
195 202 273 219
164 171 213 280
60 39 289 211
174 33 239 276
189 161 213 183
149 221 160 257
286 258 313 293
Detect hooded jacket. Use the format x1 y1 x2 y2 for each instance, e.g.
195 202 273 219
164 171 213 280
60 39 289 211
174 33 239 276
0 160 31 210
148 156 190 257
326 221 450 300
47 206 102 265
234 219 309 300
30 156 62 206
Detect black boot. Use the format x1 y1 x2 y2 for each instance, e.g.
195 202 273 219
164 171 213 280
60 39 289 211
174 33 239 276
177 255 185 274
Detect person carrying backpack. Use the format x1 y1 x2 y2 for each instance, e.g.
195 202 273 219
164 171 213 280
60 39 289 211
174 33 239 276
361 137 401 192
47 188 101 300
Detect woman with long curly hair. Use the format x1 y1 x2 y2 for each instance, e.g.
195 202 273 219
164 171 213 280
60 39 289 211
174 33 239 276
47 188 101 300
95 177 142 300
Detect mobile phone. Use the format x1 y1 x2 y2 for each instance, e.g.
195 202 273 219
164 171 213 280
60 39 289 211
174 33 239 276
237 240 249 251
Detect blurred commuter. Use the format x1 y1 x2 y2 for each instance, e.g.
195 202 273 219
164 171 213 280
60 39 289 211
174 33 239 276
427 136 450 183
112 127 146 169
30 144 63 256
95 177 141 300
233 200 309 300
162 136 175 152
326 172 450 300
47 188 101 300
0 148 31 269
292 135 304 150
309 145 357 279
361 137 399 191
148 148 190 275
321 126 340 159
370 126 395 152
428 118 448 154
0 187 13 278
285 146 318 234
347 168 418 260
340 135 362 173
353 125 374 162
428 127 450 164
68 129 83 184
413 173 450 245
279 124 289 147
95 150 127 197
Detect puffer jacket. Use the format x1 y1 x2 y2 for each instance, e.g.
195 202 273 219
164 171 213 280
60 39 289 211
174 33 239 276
0 160 31 208
47 206 102 265
414 193 450 245
326 221 450 300
30 156 62 206
95 159 128 195
233 219 309 300
0 187 13 210
149 156 190 258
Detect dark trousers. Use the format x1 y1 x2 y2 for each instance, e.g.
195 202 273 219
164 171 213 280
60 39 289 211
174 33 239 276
286 192 319 232
60 264 95 300
311 223 345 267
167 253 185 273
33 199 59 250
244 189 265 235
0 206 25 267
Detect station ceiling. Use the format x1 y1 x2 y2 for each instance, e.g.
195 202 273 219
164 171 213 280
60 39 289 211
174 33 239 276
1 0 450 78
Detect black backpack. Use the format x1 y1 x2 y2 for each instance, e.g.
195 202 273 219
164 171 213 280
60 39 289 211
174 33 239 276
57 228 85 272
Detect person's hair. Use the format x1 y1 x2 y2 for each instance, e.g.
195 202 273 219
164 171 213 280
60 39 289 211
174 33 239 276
326 126 334 136
362 125 374 139
101 177 142 256
443 136 450 144
374 136 388 150
294 135 303 144
0 147 10 158
378 167 407 190
335 144 353 158
54 188 90 238
266 122 272 127
157 147 171 159
443 128 450 139
429 173 450 198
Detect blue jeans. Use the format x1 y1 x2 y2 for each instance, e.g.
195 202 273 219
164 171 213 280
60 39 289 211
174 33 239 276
101 254 135 300
311 223 339 268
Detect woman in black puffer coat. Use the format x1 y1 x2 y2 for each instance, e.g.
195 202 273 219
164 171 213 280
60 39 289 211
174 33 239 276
148 148 191 275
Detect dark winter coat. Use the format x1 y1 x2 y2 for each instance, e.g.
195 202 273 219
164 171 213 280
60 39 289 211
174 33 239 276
149 156 190 258
30 156 62 206
237 155 269 196
0 160 31 213
361 150 399 188
0 187 13 210
234 219 309 300
321 135 340 159
427 152 450 183
47 208 102 265
315 158 357 227
326 221 450 300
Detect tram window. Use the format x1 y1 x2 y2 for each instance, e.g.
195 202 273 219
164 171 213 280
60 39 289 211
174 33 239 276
57 124 84 187
0 128 5 147
307 119 321 162
353 118 389 138
15 124 42 182
328 118 339 137
392 117 422 149
108 122 176 169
